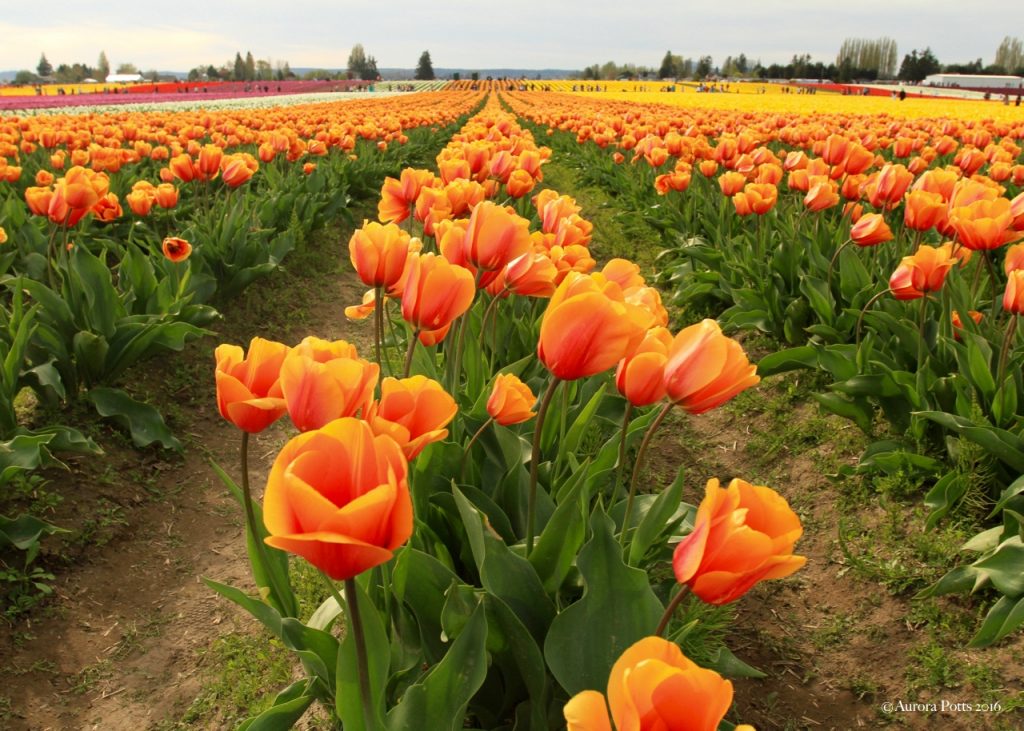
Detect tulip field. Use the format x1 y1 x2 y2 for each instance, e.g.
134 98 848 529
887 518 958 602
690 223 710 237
0 83 1022 730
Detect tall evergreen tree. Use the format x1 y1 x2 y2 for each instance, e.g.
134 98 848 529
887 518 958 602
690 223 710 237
37 53 53 77
415 51 435 80
244 51 256 81
233 52 245 81
97 51 110 80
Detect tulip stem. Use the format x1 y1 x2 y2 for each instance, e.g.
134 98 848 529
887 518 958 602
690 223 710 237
459 417 493 482
996 316 1018 392
826 239 852 287
655 585 691 638
526 377 561 556
917 295 930 370
609 403 634 507
855 288 891 348
334 575 377 730
402 330 419 379
240 432 292 617
373 286 383 371
621 402 673 548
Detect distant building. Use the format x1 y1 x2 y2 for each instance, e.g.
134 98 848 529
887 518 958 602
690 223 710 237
104 73 143 83
923 73 1023 89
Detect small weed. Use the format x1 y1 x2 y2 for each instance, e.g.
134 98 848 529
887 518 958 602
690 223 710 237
907 641 963 693
70 658 115 695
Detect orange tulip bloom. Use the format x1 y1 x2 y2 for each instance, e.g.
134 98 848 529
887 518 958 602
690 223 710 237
732 183 778 216
850 212 893 247
35 170 54 187
865 164 913 209
803 177 839 212
0 227 6 245
262 417 412 581
90 192 122 223
162 236 192 263
951 310 983 340
615 326 672 407
903 190 947 232
505 169 536 198
672 478 805 605
169 153 198 183
537 272 654 381
563 636 743 731
220 154 255 187
378 168 435 224
400 253 476 333
366 375 457 459
505 252 558 298
462 200 532 274
487 373 537 425
1004 270 1024 315
662 319 759 414
913 168 958 202
25 186 54 217
345 289 377 321
601 259 645 290
1011 191 1024 231
154 183 179 209
1004 242 1024 274
214 337 289 433
717 172 746 197
888 244 957 300
535 191 582 234
948 198 1022 251
280 348 378 433
349 221 412 290
126 189 155 216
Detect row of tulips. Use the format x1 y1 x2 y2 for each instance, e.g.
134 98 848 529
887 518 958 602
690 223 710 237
211 96 806 730
0 94 482 614
504 89 1024 646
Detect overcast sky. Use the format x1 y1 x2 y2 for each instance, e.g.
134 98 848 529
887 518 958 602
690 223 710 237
3 1 1021 72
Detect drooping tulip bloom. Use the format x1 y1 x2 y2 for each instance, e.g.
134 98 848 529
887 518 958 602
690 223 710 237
214 337 290 433
345 289 377 321
888 244 958 300
564 636 746 731
262 417 412 581
537 272 654 381
663 320 759 414
162 237 192 263
349 221 412 290
672 478 806 605
850 213 893 247
615 327 672 407
366 375 457 459
400 253 476 333
487 373 537 426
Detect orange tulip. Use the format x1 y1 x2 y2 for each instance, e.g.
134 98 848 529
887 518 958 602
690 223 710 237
506 169 536 198
903 190 946 232
0 227 6 245
717 172 746 197
662 319 759 414
349 221 412 290
262 417 412 581
214 337 289 433
154 183 179 209
126 189 155 216
865 164 913 209
951 310 983 340
535 191 582 234
345 289 377 321
537 272 654 381
732 183 778 216
601 259 645 290
1011 191 1024 231
35 170 54 187
948 198 1022 251
220 154 255 187
563 636 742 731
462 200 532 274
162 236 192 263
672 478 805 605
505 252 558 298
487 373 537 425
366 375 457 459
615 326 672 407
803 176 839 212
90 192 122 222
196 144 224 181
1004 242 1024 274
850 212 893 247
25 186 54 217
1004 270 1024 315
888 244 957 300
400 253 476 333
379 168 435 224
169 153 198 183
280 346 378 433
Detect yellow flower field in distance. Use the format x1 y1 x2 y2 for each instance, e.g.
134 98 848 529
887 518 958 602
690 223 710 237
578 87 1022 122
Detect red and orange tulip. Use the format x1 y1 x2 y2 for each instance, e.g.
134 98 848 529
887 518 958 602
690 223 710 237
662 320 759 414
214 337 289 433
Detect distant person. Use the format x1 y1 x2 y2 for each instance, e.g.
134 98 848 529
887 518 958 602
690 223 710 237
899 88 906 101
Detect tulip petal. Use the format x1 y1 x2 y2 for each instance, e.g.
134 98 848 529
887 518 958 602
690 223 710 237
563 690 613 731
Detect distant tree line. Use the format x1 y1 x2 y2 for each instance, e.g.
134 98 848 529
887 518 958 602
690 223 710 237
582 35 1024 84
